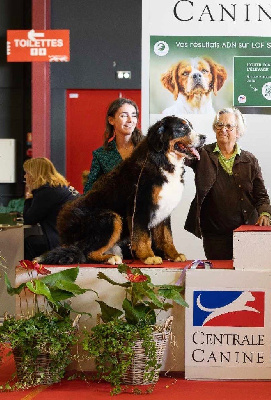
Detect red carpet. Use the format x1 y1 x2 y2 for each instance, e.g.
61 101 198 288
0 348 271 399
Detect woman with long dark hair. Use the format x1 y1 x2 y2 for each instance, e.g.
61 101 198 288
84 97 143 193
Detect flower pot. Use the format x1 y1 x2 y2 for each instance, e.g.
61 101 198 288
13 347 66 386
121 317 173 386
12 314 80 387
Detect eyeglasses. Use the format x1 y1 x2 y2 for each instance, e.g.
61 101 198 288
215 122 237 131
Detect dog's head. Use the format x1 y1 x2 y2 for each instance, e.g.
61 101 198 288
161 57 227 101
147 116 205 162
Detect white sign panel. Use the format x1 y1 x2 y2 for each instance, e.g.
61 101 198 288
185 270 271 379
0 139 15 183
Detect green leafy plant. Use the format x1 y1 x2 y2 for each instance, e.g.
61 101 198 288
0 260 95 390
82 263 188 395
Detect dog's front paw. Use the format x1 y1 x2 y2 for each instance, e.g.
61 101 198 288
143 256 163 265
173 253 187 262
106 255 123 265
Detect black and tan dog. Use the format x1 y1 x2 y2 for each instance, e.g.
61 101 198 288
41 116 205 265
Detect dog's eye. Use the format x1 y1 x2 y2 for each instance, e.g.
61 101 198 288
202 69 209 74
182 71 189 76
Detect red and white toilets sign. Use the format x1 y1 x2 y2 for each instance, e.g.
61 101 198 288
7 29 70 62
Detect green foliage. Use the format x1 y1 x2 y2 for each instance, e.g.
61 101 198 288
5 267 95 315
0 312 77 389
96 301 123 323
83 264 188 394
82 320 157 395
122 299 156 326
0 263 95 390
96 263 188 325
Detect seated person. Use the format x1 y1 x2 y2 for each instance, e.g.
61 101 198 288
23 157 80 260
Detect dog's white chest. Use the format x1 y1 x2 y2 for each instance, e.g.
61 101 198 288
149 167 184 228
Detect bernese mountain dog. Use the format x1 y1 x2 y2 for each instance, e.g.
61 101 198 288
41 116 205 265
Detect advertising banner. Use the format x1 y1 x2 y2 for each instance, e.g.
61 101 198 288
143 1 271 126
7 29 70 62
150 36 271 117
185 270 271 379
142 0 271 260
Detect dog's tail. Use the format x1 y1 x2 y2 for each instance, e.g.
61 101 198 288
38 245 87 265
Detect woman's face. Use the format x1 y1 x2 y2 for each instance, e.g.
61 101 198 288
24 170 33 189
108 103 138 137
215 113 239 149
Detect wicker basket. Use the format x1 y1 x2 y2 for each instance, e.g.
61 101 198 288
121 316 173 386
12 316 80 386
13 348 65 386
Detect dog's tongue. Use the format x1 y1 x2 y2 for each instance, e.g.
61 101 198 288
190 147 200 160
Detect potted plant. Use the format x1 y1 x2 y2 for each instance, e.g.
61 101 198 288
0 260 94 390
82 263 188 394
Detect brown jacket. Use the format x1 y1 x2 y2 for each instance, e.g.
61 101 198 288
184 143 271 238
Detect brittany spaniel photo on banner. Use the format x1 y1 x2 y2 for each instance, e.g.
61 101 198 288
161 57 227 115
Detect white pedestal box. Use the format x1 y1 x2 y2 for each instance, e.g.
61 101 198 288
233 225 271 271
185 269 271 380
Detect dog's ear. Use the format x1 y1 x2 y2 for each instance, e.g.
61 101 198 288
147 119 166 152
161 64 180 100
204 57 227 95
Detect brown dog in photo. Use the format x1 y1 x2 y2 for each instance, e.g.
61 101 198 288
161 57 227 115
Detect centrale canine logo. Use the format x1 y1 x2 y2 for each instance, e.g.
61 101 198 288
193 291 265 327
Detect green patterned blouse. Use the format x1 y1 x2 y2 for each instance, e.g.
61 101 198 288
83 140 122 194
213 142 241 175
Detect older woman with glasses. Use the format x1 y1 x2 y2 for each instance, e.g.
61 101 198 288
185 107 271 260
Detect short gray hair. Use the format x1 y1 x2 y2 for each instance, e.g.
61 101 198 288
212 107 246 137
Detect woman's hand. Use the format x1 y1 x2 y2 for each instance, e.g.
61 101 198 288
256 215 270 226
25 191 33 199
25 184 33 199
25 186 33 199
24 170 33 199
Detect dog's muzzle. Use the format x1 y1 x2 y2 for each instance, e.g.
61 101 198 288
193 72 203 85
174 141 200 160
